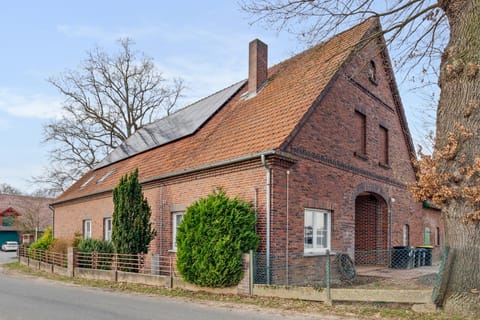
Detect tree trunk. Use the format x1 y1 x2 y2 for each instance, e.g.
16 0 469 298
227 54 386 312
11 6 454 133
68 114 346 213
437 0 480 316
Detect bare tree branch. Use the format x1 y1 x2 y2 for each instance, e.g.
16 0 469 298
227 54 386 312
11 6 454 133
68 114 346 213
37 38 184 194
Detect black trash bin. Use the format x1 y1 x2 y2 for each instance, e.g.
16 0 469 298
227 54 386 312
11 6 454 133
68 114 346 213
417 245 433 266
414 248 427 267
391 246 413 269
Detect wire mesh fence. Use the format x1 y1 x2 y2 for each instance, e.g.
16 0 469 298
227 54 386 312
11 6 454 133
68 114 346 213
253 247 436 287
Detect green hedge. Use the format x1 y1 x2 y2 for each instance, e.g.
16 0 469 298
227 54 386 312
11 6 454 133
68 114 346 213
176 189 258 287
77 239 114 253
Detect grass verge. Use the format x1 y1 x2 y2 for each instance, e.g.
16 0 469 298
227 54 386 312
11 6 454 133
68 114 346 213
1 262 463 320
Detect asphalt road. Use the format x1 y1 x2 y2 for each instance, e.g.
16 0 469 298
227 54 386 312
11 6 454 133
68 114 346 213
0 268 327 320
0 251 17 264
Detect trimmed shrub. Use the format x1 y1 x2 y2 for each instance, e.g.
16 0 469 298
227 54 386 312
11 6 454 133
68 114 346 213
77 239 114 253
76 239 114 270
176 188 258 287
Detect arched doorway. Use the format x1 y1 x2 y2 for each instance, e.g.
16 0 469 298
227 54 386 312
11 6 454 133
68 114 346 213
354 193 389 265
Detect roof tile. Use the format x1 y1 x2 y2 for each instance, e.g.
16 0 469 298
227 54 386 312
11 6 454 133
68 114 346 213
55 19 375 203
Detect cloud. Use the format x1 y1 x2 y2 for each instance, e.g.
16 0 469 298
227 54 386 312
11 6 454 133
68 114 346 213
0 88 62 119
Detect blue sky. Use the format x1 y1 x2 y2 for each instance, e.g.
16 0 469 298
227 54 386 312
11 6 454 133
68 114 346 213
0 1 435 193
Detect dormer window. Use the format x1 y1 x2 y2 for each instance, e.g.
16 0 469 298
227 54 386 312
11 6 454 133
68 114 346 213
80 175 96 189
368 60 378 85
97 168 115 184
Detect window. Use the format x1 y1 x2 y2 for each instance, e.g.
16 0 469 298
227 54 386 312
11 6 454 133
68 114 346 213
379 125 389 166
402 224 410 246
304 209 331 254
424 227 431 246
354 110 367 157
172 212 184 251
97 169 115 184
83 219 92 239
368 60 378 84
80 175 96 189
104 218 112 241
2 216 14 227
435 227 441 246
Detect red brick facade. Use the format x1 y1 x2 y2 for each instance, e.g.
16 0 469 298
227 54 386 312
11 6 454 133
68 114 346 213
53 19 443 286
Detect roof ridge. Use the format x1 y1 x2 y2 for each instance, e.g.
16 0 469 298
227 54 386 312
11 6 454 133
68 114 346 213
263 18 378 76
0 193 52 200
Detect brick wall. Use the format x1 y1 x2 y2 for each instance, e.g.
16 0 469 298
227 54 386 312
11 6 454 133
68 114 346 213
265 39 443 284
54 38 443 287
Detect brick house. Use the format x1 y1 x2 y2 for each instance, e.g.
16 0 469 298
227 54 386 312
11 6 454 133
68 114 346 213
52 18 442 285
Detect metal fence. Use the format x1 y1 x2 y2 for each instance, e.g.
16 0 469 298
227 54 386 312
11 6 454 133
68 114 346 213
18 246 176 276
75 251 175 275
19 246 68 268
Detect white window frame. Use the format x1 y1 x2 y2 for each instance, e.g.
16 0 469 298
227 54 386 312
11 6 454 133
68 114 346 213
83 219 92 239
304 208 331 255
172 212 184 251
402 224 410 246
104 217 112 241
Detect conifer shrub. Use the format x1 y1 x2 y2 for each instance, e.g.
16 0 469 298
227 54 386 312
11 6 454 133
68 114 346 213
176 189 258 287
111 168 155 254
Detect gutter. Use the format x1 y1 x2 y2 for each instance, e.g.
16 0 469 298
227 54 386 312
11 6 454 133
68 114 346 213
261 154 271 285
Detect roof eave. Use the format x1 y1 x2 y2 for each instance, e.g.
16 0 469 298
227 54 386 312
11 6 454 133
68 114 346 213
52 149 296 206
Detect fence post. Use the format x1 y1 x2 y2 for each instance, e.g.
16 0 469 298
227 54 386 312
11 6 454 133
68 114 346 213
249 250 254 295
67 247 76 278
111 253 118 282
167 255 173 289
325 250 332 306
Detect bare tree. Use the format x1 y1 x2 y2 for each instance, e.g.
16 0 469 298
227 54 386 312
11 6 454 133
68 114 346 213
15 199 52 242
243 0 480 315
0 183 23 195
36 38 184 194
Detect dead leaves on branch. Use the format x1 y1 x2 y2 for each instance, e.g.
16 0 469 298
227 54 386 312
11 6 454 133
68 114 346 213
410 124 480 224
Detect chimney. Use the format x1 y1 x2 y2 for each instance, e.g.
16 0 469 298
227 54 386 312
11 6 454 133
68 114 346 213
248 39 268 96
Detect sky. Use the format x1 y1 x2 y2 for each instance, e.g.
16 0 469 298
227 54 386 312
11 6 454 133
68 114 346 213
0 1 436 194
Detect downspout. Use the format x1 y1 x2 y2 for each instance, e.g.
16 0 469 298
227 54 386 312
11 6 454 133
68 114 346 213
388 197 394 266
159 185 164 255
286 170 290 285
261 154 271 284
48 204 55 239
253 187 258 233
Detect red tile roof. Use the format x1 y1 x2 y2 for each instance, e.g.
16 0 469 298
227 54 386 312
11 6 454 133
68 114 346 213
54 18 377 204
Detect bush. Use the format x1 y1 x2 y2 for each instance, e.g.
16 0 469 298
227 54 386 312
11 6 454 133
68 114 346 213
176 188 258 287
29 227 54 253
48 238 70 254
77 239 114 253
71 232 83 248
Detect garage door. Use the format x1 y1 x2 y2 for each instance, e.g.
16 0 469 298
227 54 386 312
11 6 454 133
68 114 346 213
0 231 19 245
